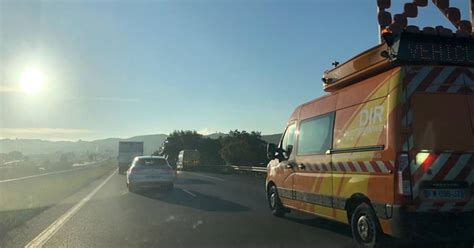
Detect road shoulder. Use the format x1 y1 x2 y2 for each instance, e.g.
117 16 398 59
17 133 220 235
1 169 117 248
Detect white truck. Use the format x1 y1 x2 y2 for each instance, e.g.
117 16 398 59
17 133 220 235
118 141 144 174
176 149 200 170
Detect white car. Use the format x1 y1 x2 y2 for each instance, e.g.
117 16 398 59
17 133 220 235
126 156 175 192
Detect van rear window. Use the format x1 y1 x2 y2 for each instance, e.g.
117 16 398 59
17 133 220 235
297 113 334 155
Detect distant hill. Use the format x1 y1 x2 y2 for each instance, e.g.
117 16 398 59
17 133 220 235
0 134 168 155
0 132 282 155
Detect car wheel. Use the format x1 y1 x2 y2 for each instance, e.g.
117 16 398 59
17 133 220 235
267 184 286 217
351 203 385 248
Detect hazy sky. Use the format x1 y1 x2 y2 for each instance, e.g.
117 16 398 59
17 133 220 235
0 0 469 141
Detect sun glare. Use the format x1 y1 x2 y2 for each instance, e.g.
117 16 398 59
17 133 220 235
20 67 45 94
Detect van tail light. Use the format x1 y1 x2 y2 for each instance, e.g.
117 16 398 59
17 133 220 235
395 153 412 204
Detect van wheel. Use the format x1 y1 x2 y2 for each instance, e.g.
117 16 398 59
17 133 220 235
267 184 286 217
351 203 384 248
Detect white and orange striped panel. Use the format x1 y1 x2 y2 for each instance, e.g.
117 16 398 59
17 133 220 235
411 152 474 212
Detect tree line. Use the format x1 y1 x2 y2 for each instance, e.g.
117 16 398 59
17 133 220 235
153 130 271 167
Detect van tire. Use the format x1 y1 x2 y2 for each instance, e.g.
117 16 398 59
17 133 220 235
350 203 385 248
267 184 286 217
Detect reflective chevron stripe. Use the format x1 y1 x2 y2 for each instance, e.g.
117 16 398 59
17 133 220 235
412 152 474 212
298 161 395 174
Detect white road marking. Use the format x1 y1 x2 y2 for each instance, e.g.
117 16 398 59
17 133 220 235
182 188 197 197
182 171 225 181
24 168 118 248
0 166 100 183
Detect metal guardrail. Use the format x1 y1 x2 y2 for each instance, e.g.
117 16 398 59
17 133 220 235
231 166 267 173
178 165 267 174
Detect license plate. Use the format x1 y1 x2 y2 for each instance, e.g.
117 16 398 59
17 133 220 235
146 175 160 179
423 189 466 201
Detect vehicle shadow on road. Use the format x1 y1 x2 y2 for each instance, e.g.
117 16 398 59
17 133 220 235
284 214 352 238
284 214 464 248
137 188 250 213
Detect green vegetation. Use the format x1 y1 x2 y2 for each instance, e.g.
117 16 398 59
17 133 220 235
156 130 272 166
220 130 268 166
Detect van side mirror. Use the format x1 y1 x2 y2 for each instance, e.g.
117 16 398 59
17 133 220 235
286 145 293 156
267 143 277 160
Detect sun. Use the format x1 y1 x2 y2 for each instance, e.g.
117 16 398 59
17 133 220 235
20 67 45 94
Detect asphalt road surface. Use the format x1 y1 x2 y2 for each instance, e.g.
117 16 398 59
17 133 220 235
2 169 358 248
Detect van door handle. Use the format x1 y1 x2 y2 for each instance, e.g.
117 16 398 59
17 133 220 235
285 162 297 169
298 164 306 170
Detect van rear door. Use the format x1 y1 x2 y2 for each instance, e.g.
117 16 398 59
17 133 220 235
404 66 474 212
467 69 474 138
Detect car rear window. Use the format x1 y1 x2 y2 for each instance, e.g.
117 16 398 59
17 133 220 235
136 158 169 167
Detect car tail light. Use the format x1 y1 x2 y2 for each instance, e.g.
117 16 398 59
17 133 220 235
395 153 412 204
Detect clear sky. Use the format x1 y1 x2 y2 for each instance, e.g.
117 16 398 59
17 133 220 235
0 0 470 141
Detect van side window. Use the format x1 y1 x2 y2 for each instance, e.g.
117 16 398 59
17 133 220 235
297 113 334 155
281 123 296 155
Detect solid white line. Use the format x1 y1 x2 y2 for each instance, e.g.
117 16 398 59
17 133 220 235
0 166 97 183
24 168 118 248
182 188 197 197
182 171 225 181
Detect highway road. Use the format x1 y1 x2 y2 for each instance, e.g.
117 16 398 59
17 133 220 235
1 169 358 248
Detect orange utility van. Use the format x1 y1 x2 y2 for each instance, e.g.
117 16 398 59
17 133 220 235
265 30 474 247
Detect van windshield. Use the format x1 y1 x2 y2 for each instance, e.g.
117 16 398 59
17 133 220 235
136 158 169 167
411 93 474 151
